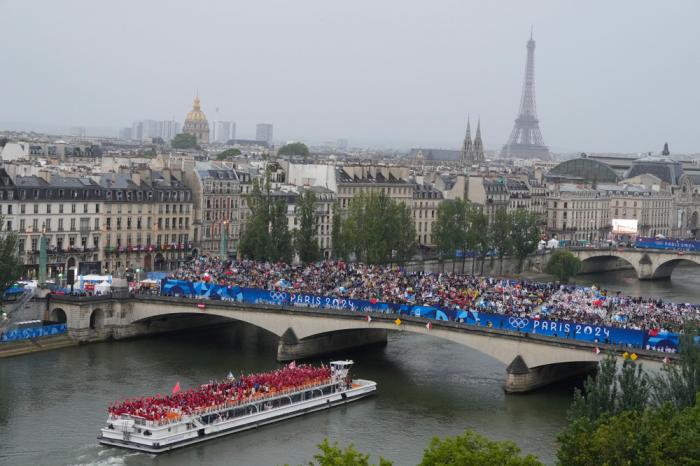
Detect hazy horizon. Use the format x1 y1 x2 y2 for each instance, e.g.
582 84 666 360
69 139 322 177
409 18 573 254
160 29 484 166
1 0 698 153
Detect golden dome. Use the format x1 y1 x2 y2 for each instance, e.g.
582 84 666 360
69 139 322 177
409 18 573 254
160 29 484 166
185 96 207 122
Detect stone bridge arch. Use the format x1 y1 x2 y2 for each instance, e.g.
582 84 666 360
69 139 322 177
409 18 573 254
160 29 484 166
651 256 700 279
576 251 641 277
48 307 67 324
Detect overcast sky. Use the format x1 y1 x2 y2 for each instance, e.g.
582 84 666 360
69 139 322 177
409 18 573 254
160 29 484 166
1 0 698 153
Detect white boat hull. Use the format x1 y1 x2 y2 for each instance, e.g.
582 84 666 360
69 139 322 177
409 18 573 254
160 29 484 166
98 379 376 454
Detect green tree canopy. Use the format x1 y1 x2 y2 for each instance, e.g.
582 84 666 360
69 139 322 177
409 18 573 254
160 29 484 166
491 208 512 274
509 210 542 271
419 430 543 466
433 199 472 272
300 439 393 466
216 148 241 160
341 191 415 265
171 133 199 149
239 175 292 262
557 399 700 466
294 190 321 263
653 332 700 409
546 250 582 283
278 142 309 156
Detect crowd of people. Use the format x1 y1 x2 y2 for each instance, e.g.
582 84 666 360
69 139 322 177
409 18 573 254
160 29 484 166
162 257 700 334
108 364 331 423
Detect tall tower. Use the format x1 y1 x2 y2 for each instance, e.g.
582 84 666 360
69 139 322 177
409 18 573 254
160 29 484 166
461 118 474 167
501 32 550 160
473 119 485 164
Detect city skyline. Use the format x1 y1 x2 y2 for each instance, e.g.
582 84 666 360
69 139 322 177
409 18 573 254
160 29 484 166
1 0 699 153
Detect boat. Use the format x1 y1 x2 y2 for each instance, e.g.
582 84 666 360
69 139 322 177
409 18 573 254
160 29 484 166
98 360 376 453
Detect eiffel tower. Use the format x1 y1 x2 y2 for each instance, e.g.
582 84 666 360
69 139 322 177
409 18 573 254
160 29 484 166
501 31 550 160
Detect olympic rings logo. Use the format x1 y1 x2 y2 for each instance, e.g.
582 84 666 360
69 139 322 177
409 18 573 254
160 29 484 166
269 291 288 302
508 317 530 329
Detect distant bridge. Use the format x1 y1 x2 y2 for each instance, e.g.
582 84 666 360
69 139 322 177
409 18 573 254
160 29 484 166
569 247 700 280
44 294 673 393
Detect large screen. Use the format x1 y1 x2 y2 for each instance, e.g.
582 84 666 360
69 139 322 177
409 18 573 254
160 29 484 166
612 218 638 234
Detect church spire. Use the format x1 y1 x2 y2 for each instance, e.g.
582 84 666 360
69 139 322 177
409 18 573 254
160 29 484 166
473 118 485 164
462 117 474 167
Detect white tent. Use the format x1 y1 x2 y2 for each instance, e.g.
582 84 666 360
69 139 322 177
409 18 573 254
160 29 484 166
94 281 111 294
547 238 560 249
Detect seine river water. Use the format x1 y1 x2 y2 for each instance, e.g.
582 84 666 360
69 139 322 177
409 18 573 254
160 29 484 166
2 266 699 466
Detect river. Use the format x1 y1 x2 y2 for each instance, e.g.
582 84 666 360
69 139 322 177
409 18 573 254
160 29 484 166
1 267 699 466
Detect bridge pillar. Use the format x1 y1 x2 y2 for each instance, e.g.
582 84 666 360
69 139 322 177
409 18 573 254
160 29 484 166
277 328 388 361
504 355 597 393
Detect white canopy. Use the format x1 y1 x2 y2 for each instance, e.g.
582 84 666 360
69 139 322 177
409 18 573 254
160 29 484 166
94 281 111 294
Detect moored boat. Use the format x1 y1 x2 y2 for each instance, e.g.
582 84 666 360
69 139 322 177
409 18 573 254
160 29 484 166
98 360 376 453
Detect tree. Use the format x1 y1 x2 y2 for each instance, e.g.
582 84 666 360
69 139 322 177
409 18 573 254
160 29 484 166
216 148 241 160
393 200 417 265
419 430 543 466
546 250 582 283
301 438 392 466
491 208 512 275
294 189 321 263
509 210 541 272
434 200 469 272
557 399 700 466
342 192 415 265
568 354 651 424
171 133 198 149
239 179 271 261
270 197 293 263
0 220 21 295
330 200 346 260
469 207 490 275
653 331 700 409
278 142 310 156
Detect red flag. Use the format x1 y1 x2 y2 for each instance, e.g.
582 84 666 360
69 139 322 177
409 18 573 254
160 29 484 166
197 303 206 310
171 381 181 395
365 315 372 323
593 347 601 354
426 322 433 330
648 328 659 337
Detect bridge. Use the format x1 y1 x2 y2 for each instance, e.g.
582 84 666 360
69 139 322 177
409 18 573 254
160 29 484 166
43 294 673 393
569 247 700 280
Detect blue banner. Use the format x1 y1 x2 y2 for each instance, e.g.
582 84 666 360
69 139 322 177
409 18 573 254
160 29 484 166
159 279 680 352
1 324 68 342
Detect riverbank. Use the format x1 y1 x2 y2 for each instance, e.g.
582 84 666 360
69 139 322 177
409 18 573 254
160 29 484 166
0 334 77 358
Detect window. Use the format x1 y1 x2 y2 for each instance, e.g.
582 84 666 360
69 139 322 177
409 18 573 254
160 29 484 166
18 239 24 253
45 219 51 231
6 220 11 231
95 203 100 213
59 204 64 214
93 235 100 248
70 219 76 231
58 218 64 231
32 219 38 231
94 218 100 230
83 203 88 213
20 204 25 214
31 238 38 252
71 204 76 213
46 204 51 214
6 205 10 215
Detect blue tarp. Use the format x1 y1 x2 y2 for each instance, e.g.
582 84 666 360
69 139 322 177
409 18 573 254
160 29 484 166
1 324 68 342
